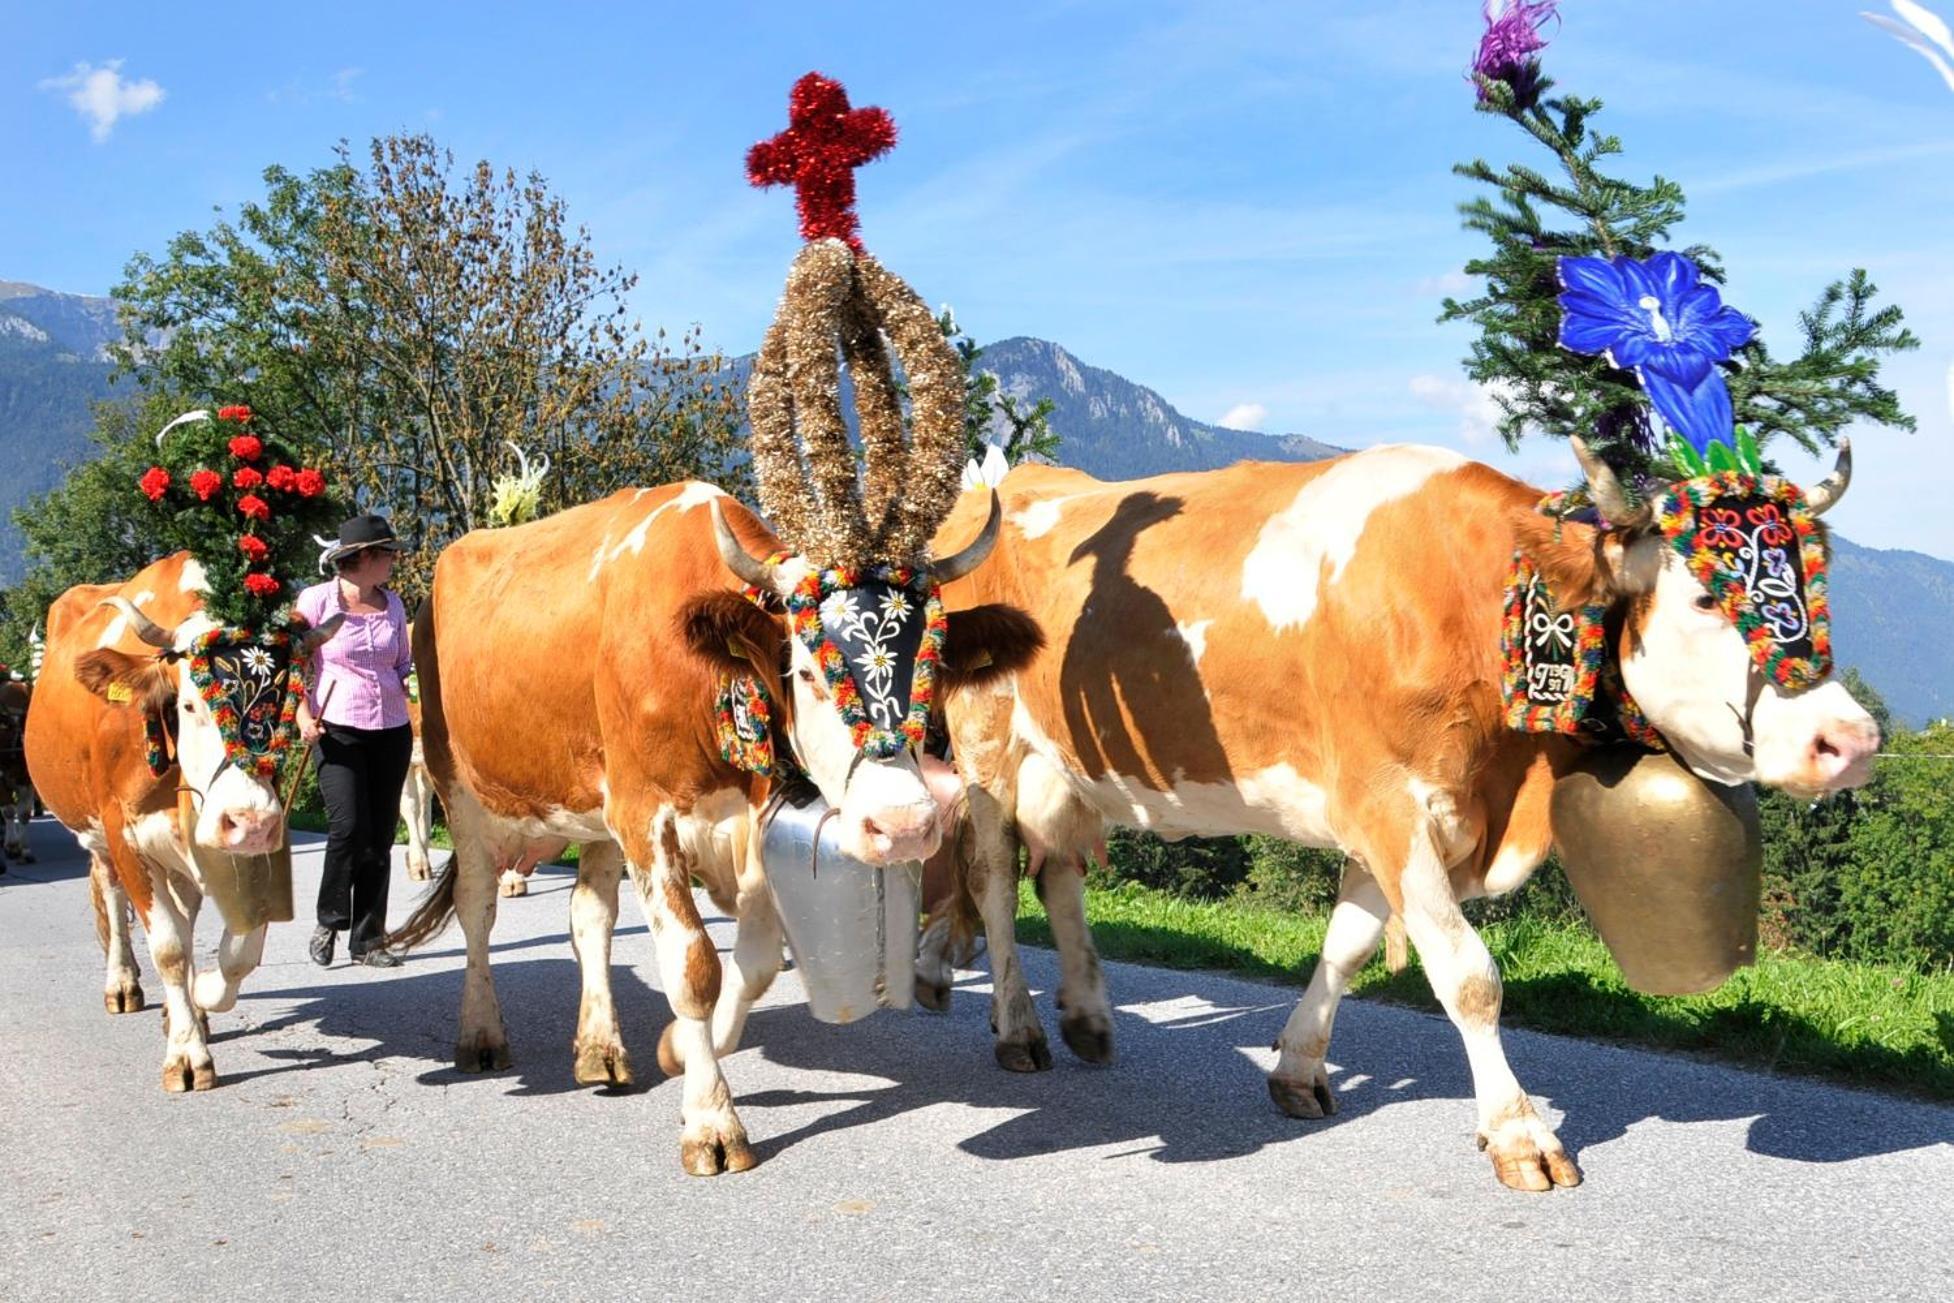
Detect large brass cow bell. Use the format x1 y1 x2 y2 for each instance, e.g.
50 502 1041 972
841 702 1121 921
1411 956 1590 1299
193 840 296 936
1550 747 1762 996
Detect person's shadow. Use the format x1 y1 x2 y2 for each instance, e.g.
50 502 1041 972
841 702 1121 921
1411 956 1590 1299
1058 492 1233 788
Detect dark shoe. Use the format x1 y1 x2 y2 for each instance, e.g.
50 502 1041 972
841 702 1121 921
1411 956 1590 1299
309 926 336 967
350 948 403 969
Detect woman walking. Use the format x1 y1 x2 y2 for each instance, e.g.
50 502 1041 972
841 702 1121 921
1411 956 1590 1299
297 514 415 968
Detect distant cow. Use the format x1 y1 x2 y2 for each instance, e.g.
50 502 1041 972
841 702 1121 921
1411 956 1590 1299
26 553 338 1088
922 441 1874 1191
0 677 32 867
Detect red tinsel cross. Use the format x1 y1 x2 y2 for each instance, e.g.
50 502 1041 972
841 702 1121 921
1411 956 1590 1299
746 72 896 252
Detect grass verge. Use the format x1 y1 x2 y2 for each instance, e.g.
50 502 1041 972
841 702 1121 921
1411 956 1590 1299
1015 879 1954 1100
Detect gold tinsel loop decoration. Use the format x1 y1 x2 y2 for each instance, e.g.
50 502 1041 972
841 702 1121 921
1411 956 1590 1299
745 237 965 569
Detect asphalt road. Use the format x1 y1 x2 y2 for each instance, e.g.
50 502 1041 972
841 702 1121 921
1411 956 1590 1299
1 813 1949 1301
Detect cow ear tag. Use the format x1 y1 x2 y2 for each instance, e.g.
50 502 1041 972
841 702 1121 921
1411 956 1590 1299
106 682 134 704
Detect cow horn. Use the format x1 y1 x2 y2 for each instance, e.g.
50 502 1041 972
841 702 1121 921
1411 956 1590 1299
930 490 1003 585
1802 439 1851 517
711 499 775 589
1569 434 1651 530
100 598 178 650
299 613 346 655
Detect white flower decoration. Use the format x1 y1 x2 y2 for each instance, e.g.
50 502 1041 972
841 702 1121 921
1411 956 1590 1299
877 589 914 620
241 647 275 675
819 589 860 628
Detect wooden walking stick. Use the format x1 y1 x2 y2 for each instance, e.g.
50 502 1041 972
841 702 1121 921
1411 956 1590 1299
283 681 336 811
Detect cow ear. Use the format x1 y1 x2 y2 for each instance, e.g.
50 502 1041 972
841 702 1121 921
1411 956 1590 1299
939 604 1044 692
677 592 784 678
73 649 175 711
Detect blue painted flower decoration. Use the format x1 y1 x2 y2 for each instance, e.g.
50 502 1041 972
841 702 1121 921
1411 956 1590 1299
1556 251 1758 455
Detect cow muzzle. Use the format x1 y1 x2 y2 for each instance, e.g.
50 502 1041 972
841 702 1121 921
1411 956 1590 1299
209 806 283 855
1752 684 1880 800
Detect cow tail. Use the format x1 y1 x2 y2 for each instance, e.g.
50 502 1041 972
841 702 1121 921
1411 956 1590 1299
386 854 459 951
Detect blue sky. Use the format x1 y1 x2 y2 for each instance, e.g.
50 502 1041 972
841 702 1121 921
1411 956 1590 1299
7 1 1952 556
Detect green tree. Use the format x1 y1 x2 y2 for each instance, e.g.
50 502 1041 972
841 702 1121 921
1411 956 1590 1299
1442 65 1916 480
1 393 192 663
937 308 1060 467
115 133 748 595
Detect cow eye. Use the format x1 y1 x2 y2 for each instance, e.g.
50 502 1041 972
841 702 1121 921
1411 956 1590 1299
1693 593 1719 612
797 667 816 685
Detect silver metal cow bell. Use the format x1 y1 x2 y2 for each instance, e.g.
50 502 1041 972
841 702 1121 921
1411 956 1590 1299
1551 746 1763 996
759 783 920 1024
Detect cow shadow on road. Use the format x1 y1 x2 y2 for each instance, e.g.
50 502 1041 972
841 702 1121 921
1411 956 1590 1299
233 910 1951 1171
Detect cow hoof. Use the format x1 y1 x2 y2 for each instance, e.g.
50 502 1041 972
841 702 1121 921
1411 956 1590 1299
499 876 528 898
1060 1012 1115 1065
656 1022 684 1079
681 1129 758 1177
1480 1120 1581 1192
1268 1070 1338 1120
573 1038 636 1088
455 1031 512 1073
104 982 146 1015
994 1030 1053 1073
914 976 951 1014
162 1057 218 1093
406 859 431 883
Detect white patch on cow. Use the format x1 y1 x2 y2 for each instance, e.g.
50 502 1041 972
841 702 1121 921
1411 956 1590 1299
1174 619 1213 666
1480 842 1544 897
1009 701 1337 843
1408 776 1476 865
1010 498 1069 541
126 808 191 877
1240 445 1466 633
588 533 613 583
179 559 208 593
602 482 725 567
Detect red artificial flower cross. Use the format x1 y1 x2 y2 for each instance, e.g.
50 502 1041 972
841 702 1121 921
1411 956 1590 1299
746 72 897 252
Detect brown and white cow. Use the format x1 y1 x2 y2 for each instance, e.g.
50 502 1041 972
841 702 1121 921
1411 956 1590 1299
390 481 1035 1174
922 441 1875 1191
26 553 338 1089
0 676 34 866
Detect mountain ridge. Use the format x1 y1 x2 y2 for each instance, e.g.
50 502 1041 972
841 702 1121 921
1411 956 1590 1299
1 279 1948 722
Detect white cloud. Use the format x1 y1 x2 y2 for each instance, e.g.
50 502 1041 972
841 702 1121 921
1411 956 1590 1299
39 59 165 141
1217 402 1267 431
1408 374 1508 445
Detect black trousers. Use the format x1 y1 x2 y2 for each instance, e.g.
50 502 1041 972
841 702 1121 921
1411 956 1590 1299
315 722 414 956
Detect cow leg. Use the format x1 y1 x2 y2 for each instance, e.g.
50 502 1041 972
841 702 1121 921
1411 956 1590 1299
628 805 755 1176
139 867 218 1092
568 840 633 1087
1035 861 1114 1065
451 832 511 1072
192 924 268 1014
709 872 784 1058
401 765 434 882
91 852 144 1014
967 787 1050 1072
1396 827 1580 1192
4 793 33 861
1270 862 1389 1119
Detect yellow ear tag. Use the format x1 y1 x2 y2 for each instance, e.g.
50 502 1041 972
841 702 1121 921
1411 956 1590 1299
106 682 134 704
